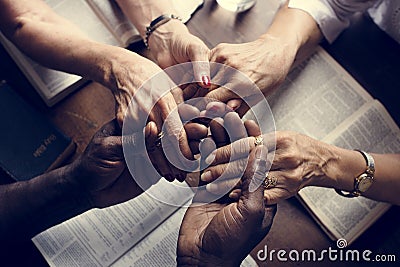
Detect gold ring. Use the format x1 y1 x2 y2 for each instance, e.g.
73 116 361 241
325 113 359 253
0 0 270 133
263 174 277 189
254 135 263 146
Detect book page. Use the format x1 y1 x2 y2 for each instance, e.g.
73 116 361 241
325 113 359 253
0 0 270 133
45 0 120 46
299 100 399 244
0 33 83 105
254 47 374 139
112 202 257 267
32 180 194 267
86 0 204 47
86 0 139 47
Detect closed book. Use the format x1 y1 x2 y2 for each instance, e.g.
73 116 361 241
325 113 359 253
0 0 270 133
0 81 75 181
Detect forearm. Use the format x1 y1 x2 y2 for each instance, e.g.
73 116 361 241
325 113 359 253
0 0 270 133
262 1 323 66
0 0 147 92
0 165 91 243
310 144 400 205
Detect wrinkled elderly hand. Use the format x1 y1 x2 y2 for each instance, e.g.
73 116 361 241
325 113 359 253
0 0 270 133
148 19 211 88
111 50 199 181
207 33 297 116
202 126 340 204
177 145 276 266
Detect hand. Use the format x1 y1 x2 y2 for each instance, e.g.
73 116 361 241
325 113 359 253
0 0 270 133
207 34 297 115
148 19 211 88
177 145 276 266
202 128 339 204
69 119 158 208
108 49 196 180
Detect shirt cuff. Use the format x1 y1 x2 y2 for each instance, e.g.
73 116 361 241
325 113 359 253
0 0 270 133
288 0 350 43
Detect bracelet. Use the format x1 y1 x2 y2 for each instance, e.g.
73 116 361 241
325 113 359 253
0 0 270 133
144 14 182 48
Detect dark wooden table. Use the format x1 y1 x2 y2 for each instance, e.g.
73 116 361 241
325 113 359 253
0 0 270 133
0 0 399 266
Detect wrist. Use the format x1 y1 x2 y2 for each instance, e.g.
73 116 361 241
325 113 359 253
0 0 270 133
147 18 187 50
310 145 366 191
62 160 94 208
93 46 148 92
264 2 322 64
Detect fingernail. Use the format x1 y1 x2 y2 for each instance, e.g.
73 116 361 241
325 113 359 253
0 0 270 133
206 183 218 192
229 192 236 198
201 171 212 182
227 101 239 111
201 75 211 87
204 151 216 165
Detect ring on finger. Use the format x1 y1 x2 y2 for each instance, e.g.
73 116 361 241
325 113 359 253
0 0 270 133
254 135 264 146
264 174 277 189
155 131 165 147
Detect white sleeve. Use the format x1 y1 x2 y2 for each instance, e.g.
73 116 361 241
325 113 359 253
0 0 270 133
288 0 382 43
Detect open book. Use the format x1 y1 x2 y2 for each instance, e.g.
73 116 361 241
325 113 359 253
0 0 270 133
260 47 399 245
33 179 257 266
0 0 203 106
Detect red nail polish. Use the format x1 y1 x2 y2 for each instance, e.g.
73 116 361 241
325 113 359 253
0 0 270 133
201 75 211 87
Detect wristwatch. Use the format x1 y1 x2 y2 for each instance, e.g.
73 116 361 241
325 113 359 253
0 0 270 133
335 150 375 198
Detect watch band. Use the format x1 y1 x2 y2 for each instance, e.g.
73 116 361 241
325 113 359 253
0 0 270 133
335 150 375 198
144 14 182 48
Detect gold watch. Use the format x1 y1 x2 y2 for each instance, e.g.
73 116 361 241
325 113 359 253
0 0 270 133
336 150 375 198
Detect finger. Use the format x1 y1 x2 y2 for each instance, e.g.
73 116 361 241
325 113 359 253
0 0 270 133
201 157 248 183
228 189 242 200
263 189 285 205
123 121 156 163
171 86 184 105
189 140 201 155
205 86 239 105
184 122 208 141
224 112 247 141
182 83 200 101
227 99 243 111
161 132 194 181
244 120 261 137
235 101 250 117
209 117 228 147
239 145 268 215
144 121 158 148
204 101 232 118
204 137 255 166
179 103 201 122
206 177 241 195
161 99 196 170
145 121 176 181
187 40 211 88
199 137 216 171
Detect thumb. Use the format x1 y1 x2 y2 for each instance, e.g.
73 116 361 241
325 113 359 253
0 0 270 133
205 86 239 104
187 39 211 88
122 121 158 156
239 145 268 216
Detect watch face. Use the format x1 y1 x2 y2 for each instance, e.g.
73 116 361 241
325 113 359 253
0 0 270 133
357 174 373 192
